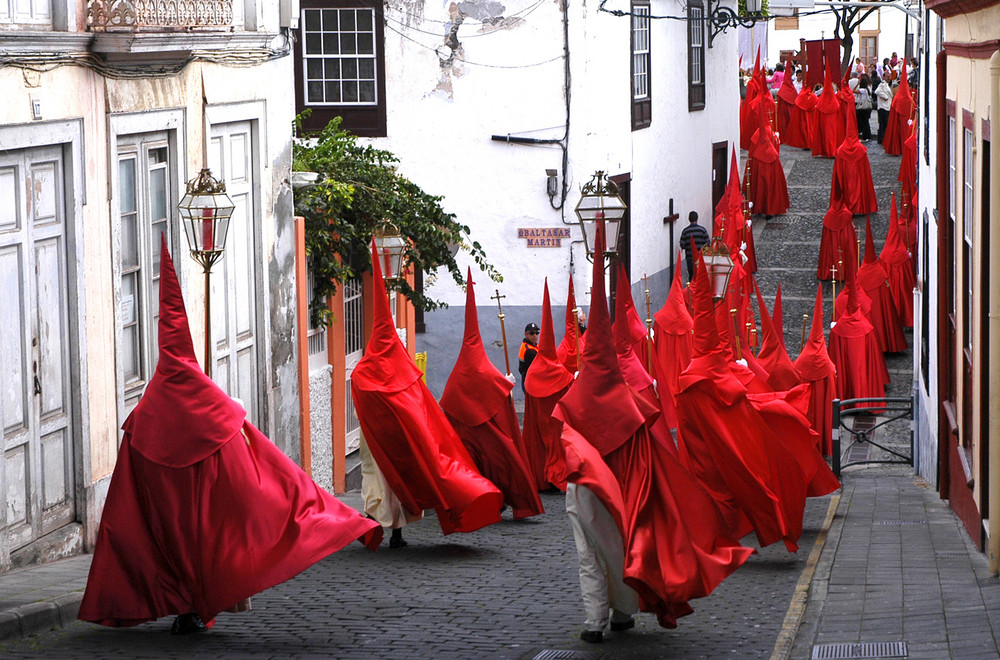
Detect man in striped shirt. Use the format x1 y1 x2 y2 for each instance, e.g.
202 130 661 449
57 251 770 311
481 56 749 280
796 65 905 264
679 211 710 281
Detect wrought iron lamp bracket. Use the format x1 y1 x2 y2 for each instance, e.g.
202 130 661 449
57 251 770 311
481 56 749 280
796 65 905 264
708 0 762 48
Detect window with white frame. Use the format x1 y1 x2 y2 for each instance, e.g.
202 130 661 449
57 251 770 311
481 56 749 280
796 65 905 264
688 1 706 111
297 0 387 136
963 127 974 352
631 1 651 129
948 114 956 320
0 0 50 25
116 135 173 419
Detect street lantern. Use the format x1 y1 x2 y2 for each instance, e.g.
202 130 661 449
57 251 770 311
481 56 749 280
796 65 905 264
178 168 236 378
701 238 734 304
374 221 407 282
574 171 626 264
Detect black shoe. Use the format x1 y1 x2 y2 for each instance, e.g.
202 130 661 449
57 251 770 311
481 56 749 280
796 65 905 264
580 630 603 643
389 529 407 549
171 612 208 635
611 617 635 632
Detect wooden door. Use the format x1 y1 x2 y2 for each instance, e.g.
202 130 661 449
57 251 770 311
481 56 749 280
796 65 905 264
0 146 75 554
208 122 260 424
712 141 728 213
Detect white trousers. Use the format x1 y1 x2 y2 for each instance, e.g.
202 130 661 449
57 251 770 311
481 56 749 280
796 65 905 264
359 435 423 529
565 483 639 631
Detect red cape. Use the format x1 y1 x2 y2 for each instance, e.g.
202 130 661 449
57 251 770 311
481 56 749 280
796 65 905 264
749 124 790 215
523 279 574 489
775 60 798 139
817 199 857 280
811 70 844 158
441 270 544 519
828 255 890 403
784 86 817 149
754 283 801 391
857 218 907 353
555 277 585 373
794 285 837 456
831 132 878 215
352 242 502 535
880 195 915 326
899 124 917 199
652 252 693 429
883 61 913 155
559 225 751 629
79 240 381 628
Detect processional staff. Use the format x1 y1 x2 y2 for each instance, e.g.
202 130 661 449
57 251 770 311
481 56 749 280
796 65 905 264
800 314 809 352
490 289 512 376
642 273 653 373
572 306 582 373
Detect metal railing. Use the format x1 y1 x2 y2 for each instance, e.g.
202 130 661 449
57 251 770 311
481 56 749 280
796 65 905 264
831 396 914 478
87 0 233 30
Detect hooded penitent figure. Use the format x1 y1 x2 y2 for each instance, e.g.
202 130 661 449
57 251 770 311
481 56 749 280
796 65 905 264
883 60 914 156
78 239 382 629
718 148 758 273
794 285 838 456
830 107 878 215
674 251 811 553
522 279 573 490
557 225 753 633
879 194 916 327
748 106 790 216
740 48 764 151
817 197 857 281
753 283 801 392
652 252 694 430
614 263 653 374
776 59 799 140
351 241 503 536
441 269 544 519
556 276 585 374
784 81 818 149
811 66 844 159
856 217 908 353
828 249 890 403
898 125 919 253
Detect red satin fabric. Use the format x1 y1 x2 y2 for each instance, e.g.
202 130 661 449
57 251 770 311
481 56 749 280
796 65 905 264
748 126 790 216
776 60 798 139
754 284 801 391
883 62 914 156
811 71 843 158
79 241 381 628
899 125 917 200
831 139 878 214
794 286 837 456
817 200 857 280
652 253 693 430
829 269 890 404
784 87 817 149
857 219 907 353
352 241 502 535
556 277 586 373
880 196 915 327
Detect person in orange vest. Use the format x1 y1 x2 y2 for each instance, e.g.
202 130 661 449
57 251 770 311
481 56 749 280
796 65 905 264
518 323 540 394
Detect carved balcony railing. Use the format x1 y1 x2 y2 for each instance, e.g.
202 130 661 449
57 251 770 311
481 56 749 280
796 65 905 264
87 0 234 30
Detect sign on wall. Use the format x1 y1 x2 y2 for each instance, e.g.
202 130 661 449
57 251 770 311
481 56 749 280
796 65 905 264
517 227 571 247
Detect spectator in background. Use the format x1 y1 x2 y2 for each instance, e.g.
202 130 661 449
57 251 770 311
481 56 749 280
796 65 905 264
853 57 866 76
855 75 874 141
875 71 894 144
767 63 785 98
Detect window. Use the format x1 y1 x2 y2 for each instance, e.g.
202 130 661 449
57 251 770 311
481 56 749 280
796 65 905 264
688 1 705 111
0 0 50 26
859 35 878 64
963 126 974 352
296 0 387 137
631 1 651 130
949 115 956 320
116 135 174 419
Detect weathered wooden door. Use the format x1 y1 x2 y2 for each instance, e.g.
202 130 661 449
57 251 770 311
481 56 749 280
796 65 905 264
0 146 75 554
208 121 260 424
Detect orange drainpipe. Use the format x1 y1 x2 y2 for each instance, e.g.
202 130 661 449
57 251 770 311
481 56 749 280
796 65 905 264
328 283 347 494
294 216 312 475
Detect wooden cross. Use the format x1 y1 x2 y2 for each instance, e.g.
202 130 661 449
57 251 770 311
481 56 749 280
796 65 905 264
662 198 680 225
491 289 511 376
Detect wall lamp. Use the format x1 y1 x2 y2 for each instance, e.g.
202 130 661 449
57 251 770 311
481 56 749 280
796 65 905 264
708 0 764 48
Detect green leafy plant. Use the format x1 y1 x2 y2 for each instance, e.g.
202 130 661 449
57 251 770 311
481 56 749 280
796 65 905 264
293 114 502 326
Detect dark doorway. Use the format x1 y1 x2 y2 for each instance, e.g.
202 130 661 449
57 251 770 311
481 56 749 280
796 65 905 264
712 141 728 213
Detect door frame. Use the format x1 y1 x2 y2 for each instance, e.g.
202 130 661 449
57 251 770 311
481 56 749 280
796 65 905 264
0 119 89 568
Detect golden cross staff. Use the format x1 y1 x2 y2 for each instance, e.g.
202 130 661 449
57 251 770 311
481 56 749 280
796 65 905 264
830 260 839 308
642 273 653 373
572 306 582 373
800 314 809 352
731 308 742 361
491 289 512 376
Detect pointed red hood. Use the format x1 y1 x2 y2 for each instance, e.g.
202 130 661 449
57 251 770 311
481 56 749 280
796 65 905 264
127 236 246 468
614 263 654 390
857 216 890 291
817 66 840 115
891 60 914 117
654 251 693 335
555 224 648 455
750 122 780 163
754 282 800 391
350 240 424 392
556 276 584 372
794 284 836 379
525 279 574 397
795 84 819 111
714 148 744 238
879 194 911 266
440 268 514 426
823 197 854 231
832 245 875 338
777 59 798 104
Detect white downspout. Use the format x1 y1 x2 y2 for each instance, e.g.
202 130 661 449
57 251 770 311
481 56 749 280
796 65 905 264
987 49 1000 574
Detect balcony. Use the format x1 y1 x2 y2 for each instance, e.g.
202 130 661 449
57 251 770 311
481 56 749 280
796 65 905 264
87 0 234 31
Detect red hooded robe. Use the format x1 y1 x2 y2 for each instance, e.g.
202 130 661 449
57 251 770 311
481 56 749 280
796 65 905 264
883 61 914 156
748 111 790 216
556 276 586 373
558 226 753 628
856 217 908 353
78 240 382 628
754 283 802 391
811 67 844 159
351 241 503 535
440 270 544 519
830 109 878 215
794 285 838 456
740 48 764 151
879 194 915 327
776 59 798 140
817 198 857 281
652 252 693 430
785 84 818 150
523 280 574 490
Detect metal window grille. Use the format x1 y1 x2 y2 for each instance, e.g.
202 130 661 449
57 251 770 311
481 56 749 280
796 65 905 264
302 7 378 106
690 8 704 85
632 7 650 101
